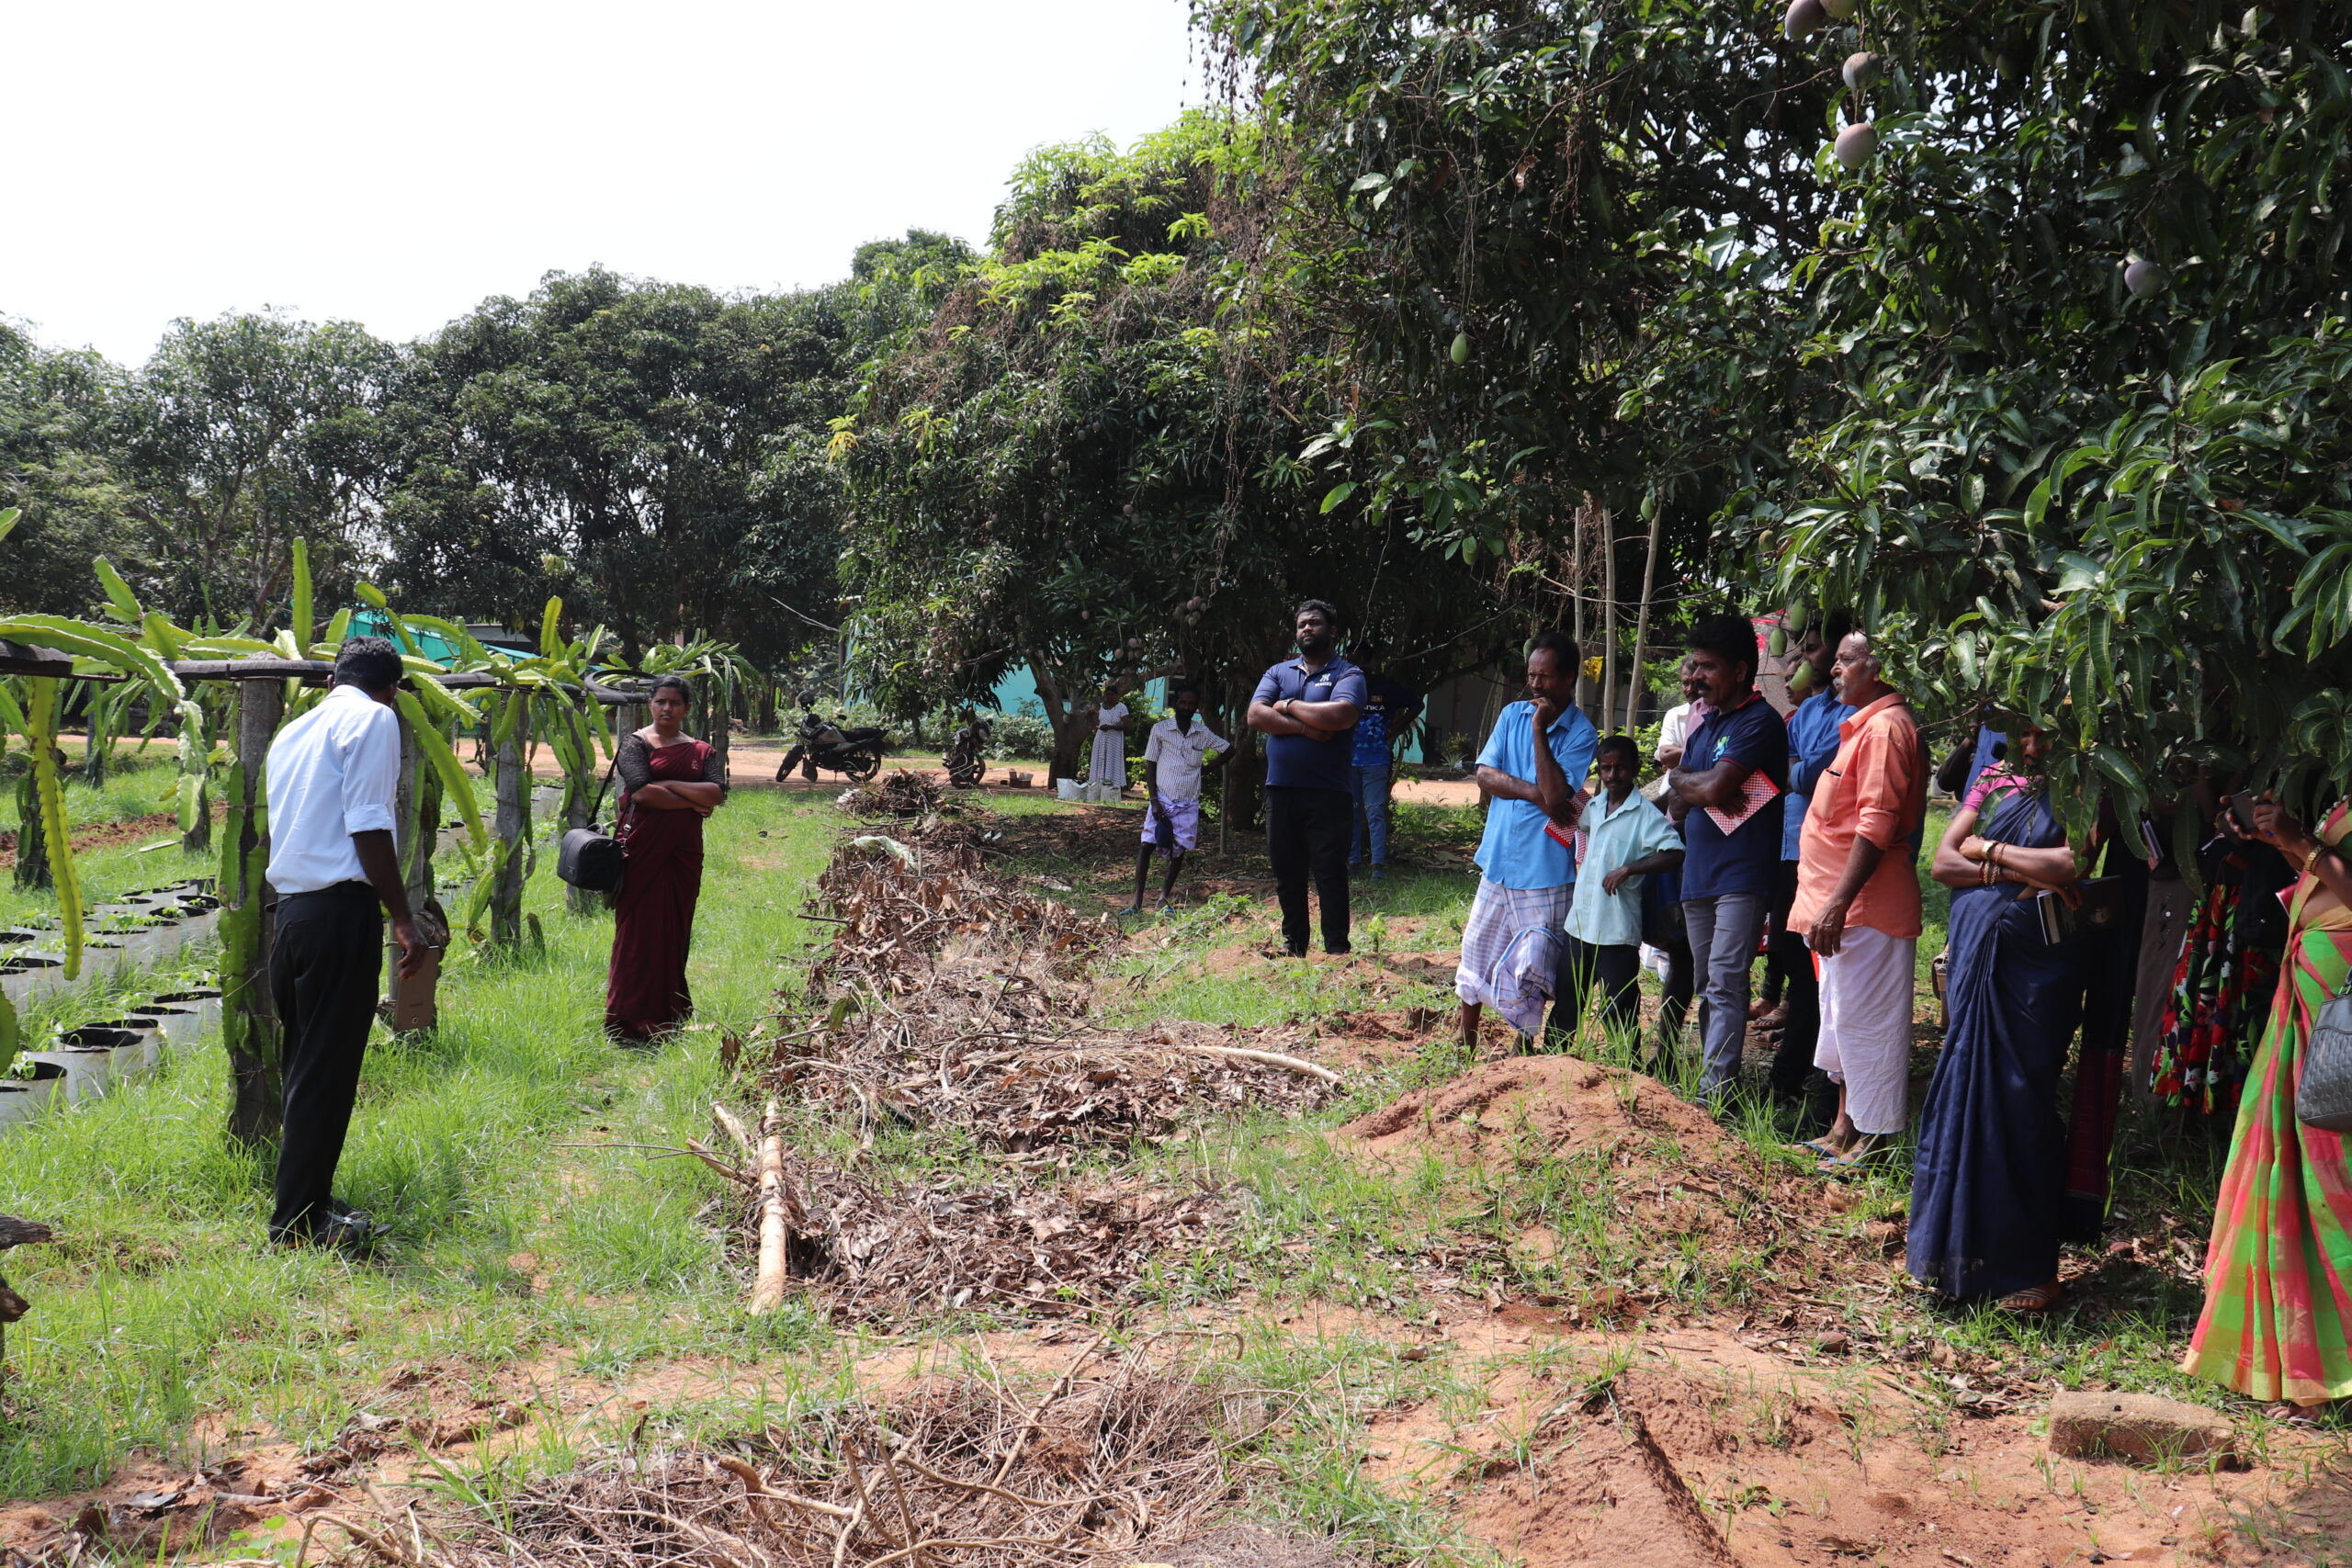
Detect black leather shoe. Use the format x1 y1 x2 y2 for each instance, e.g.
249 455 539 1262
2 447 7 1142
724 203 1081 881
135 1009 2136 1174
311 1213 387 1257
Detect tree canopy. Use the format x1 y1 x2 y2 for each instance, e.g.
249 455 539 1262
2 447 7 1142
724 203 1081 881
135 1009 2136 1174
8 4 2352 807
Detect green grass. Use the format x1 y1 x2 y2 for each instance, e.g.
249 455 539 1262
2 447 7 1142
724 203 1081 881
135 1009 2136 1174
0 788 840 1496
0 775 2294 1563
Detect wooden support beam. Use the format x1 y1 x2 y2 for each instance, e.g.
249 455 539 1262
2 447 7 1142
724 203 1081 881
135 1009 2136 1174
165 658 334 682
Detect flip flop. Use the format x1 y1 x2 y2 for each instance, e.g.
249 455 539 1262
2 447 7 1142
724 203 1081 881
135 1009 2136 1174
1785 1137 1842 1160
1815 1143 1889 1177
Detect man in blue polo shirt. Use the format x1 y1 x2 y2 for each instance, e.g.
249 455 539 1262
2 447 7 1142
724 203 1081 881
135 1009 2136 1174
1248 600 1366 956
1454 631 1597 1054
1764 609 1854 1105
1667 612 1791 1105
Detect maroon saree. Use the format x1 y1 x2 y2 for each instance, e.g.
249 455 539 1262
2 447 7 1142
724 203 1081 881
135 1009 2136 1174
605 738 717 1038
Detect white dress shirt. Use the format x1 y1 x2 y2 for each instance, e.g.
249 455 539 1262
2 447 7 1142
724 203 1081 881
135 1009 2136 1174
1142 716 1229 803
265 683 401 894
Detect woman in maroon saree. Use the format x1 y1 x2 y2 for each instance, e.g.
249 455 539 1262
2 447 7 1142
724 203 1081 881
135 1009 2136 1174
605 676 727 1040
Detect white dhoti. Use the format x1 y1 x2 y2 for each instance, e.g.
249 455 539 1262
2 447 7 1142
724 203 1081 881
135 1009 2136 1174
1812 925 1918 1135
1454 878 1572 1038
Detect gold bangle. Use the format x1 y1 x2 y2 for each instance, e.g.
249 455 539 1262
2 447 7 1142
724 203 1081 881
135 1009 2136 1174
2305 842 2326 878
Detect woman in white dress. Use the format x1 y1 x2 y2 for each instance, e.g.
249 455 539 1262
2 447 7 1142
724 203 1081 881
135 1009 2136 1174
1090 684 1130 792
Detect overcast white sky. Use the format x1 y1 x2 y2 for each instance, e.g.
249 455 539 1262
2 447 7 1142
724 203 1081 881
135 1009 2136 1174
6 0 1203 367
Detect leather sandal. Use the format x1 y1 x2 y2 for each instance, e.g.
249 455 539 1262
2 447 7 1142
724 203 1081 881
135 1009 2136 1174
1996 1280 2066 1314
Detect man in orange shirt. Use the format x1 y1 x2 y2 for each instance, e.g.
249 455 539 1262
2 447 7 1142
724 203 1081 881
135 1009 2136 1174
1788 631 1927 1169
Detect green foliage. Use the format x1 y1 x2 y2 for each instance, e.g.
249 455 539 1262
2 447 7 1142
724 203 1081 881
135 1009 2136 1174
841 112 1508 777
382 244 967 669
1750 2 2352 808
1205 0 2352 813
120 310 396 628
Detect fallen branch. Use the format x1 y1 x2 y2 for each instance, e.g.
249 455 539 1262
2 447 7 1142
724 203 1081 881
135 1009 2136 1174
1076 1041 1344 1086
712 1103 754 1156
748 1099 791 1314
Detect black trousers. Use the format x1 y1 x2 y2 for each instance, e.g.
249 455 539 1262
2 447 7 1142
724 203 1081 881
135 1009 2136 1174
269 883 383 1236
1548 936 1641 1047
1765 858 1823 1100
1265 786 1351 954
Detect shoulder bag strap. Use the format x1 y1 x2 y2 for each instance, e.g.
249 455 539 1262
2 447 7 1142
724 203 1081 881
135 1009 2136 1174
588 737 627 828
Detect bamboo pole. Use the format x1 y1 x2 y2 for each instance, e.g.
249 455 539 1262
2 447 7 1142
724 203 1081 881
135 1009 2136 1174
1627 499 1665 735
1600 505 1620 737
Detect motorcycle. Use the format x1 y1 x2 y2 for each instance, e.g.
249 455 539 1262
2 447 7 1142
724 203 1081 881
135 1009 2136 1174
776 699 887 784
943 715 990 788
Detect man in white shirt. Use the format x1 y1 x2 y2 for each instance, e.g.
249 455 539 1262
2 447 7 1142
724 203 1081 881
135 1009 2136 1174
265 637 425 1252
1125 680 1230 915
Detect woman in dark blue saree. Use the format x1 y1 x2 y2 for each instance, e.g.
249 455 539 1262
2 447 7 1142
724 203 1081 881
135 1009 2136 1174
1909 737 2094 1312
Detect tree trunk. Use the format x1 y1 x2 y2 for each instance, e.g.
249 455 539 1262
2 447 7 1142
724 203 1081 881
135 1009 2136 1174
752 678 776 736
1031 659 1087 786
491 694 531 951
222 677 284 1146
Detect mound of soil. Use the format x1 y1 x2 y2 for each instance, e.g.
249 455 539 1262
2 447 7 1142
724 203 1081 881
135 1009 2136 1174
1339 1054 1901 1332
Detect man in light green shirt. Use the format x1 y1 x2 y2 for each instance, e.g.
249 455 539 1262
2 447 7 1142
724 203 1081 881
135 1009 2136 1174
1554 735 1684 1047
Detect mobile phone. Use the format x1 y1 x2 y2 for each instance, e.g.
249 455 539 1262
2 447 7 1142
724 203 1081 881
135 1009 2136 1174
2226 788 2262 834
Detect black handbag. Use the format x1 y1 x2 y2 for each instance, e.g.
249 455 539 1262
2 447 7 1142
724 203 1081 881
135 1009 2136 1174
2033 876 2131 944
2296 972 2352 1133
557 751 626 893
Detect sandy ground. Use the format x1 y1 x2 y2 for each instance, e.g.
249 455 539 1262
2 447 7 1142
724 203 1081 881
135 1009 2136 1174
516 739 1488 807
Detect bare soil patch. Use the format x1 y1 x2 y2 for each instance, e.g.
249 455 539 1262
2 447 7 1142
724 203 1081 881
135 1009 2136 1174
0 806 221 870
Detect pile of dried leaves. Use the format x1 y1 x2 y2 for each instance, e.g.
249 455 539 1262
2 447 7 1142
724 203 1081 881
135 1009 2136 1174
713 1130 1231 1317
409 1348 1246 1568
834 771 957 820
770 816 1340 1163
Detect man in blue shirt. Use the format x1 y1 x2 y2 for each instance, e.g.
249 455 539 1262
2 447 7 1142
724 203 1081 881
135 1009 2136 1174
1667 612 1791 1104
1454 631 1599 1053
1764 611 1854 1105
1248 601 1367 956
1347 657 1423 880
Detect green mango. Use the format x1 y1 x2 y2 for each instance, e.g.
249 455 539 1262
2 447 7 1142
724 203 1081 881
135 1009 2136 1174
1450 332 1471 364
1789 661 1816 694
1787 604 1810 635
1768 627 1789 658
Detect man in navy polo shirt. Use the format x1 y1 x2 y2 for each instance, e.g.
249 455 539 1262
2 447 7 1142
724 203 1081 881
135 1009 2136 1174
1248 600 1366 956
1667 612 1791 1104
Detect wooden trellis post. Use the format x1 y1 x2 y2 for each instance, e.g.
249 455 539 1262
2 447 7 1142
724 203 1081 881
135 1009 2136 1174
221 670 287 1144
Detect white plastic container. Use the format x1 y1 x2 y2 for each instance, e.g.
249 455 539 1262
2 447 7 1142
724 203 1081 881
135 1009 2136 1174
24 1034 123 1102
150 988 223 1037
0 1062 65 1130
139 1003 203 1048
0 956 65 1009
1056 778 1085 802
85 1019 163 1080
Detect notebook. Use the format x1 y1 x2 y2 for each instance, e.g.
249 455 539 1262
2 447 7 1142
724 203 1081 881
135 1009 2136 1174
1542 790 1593 860
1704 770 1782 836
